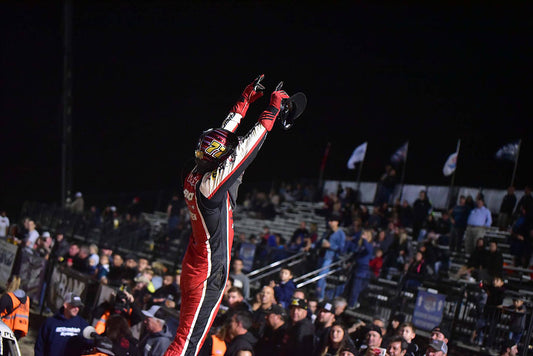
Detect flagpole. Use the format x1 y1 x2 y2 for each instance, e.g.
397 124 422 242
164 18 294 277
510 139 521 187
356 155 364 192
446 139 461 209
318 142 331 196
399 141 409 202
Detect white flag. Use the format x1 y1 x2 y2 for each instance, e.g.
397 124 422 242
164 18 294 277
442 152 458 176
347 142 367 169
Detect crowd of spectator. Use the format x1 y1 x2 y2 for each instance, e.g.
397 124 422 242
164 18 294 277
0 181 531 355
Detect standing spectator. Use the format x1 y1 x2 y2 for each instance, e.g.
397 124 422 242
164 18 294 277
429 325 449 344
50 231 70 263
230 258 250 300
498 187 517 230
464 198 492 255
348 229 374 309
272 267 296 309
369 248 384 278
0 211 9 239
167 194 183 237
70 192 85 213
486 241 504 278
399 200 414 228
413 191 432 241
255 304 287 356
449 195 469 253
502 296 527 345
225 310 257 356
25 220 39 248
282 298 315 356
514 185 532 218
139 305 173 356
316 214 346 301
34 292 90 356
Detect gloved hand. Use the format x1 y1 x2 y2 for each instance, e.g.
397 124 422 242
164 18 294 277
259 89 289 131
231 74 265 117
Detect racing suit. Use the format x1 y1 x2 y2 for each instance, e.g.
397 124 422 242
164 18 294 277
165 83 287 356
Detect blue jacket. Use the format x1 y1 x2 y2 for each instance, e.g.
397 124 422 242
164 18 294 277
274 280 296 308
34 307 91 356
352 238 373 277
324 229 346 261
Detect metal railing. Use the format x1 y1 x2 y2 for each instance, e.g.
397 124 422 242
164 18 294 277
246 251 308 283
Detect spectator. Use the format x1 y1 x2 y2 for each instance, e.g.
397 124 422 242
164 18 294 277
514 185 532 218
308 297 319 323
65 243 81 269
292 221 310 244
348 229 374 309
403 250 428 290
35 233 53 259
50 231 70 263
105 314 140 356
225 310 257 356
316 213 346 301
107 253 128 286
0 210 9 239
424 339 447 356
72 245 91 274
464 198 492 255
357 324 383 355
93 290 143 335
449 195 469 253
69 192 84 213
139 305 173 356
502 296 527 345
387 335 408 356
429 325 449 344
282 297 315 355
314 300 336 349
255 304 287 356
251 286 276 339
152 273 180 308
499 339 519 356
96 255 111 282
399 200 414 228
486 240 504 278
0 276 29 340
316 322 356 356
369 248 384 278
498 187 517 230
25 219 39 248
272 267 296 309
34 292 91 356
413 191 432 241
230 258 250 300
399 322 419 356
453 238 488 281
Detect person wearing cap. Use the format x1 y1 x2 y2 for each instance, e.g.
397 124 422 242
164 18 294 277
139 305 173 356
424 339 447 356
500 339 518 356
316 213 346 301
255 304 287 356
314 300 336 348
35 292 91 356
357 324 383 355
429 325 449 344
70 191 84 213
281 297 315 355
50 230 70 263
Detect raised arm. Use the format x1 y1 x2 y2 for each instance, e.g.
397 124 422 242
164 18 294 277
222 74 265 132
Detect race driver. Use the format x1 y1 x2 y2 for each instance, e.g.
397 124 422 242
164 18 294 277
165 74 289 356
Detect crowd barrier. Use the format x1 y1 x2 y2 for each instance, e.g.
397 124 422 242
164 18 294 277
324 180 525 213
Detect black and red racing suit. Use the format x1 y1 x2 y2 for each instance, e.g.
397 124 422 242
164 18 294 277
165 104 271 356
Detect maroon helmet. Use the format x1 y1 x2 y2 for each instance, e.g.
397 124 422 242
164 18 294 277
195 128 238 172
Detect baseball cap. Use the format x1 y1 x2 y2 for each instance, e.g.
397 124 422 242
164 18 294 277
42 231 51 238
318 300 334 313
430 325 450 339
134 275 150 284
366 323 382 337
142 305 163 319
64 292 84 307
289 297 307 310
266 304 287 318
427 339 448 353
328 213 342 222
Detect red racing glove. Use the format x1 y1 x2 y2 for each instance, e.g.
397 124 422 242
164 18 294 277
231 74 265 117
259 89 289 131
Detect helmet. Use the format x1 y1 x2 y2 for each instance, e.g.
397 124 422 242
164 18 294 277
195 128 238 172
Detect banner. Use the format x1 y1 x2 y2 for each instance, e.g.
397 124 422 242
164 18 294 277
46 265 93 312
18 248 48 303
347 142 367 169
412 290 446 331
495 141 520 161
391 142 408 163
442 152 458 176
0 240 18 288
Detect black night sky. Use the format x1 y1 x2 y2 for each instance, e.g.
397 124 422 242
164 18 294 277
1 2 531 215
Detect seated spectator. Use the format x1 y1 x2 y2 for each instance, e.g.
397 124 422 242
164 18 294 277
105 314 140 356
316 322 356 356
403 250 427 291
453 238 488 281
255 304 287 356
139 305 173 356
385 312 405 344
272 267 296 309
225 310 257 356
